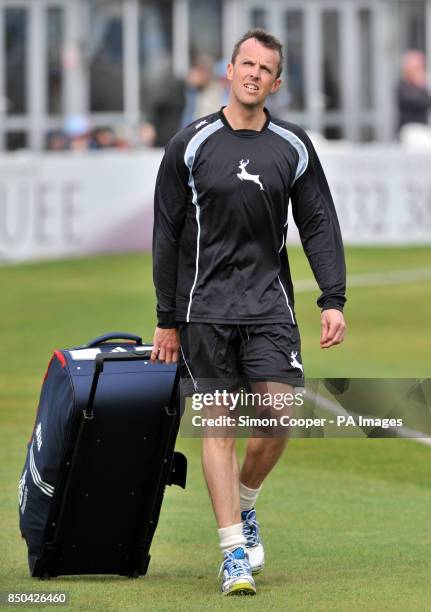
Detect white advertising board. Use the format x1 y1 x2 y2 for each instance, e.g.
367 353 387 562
0 151 161 263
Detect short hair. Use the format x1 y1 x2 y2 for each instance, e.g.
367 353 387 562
231 28 284 78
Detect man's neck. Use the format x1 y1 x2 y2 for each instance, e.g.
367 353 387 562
223 101 267 131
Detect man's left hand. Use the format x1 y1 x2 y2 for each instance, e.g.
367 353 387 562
320 309 347 348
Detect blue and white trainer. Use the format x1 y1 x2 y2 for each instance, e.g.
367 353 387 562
219 547 256 595
241 508 265 574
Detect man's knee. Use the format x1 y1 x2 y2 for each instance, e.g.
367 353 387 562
203 436 236 452
246 436 287 458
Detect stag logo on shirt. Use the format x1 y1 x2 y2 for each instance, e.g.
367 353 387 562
195 120 208 130
236 159 264 191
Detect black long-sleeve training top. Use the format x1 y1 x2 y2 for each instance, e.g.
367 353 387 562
153 108 346 328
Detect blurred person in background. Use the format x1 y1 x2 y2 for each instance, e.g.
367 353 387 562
64 115 92 152
215 60 231 106
137 121 157 148
181 54 225 126
398 50 431 132
91 126 117 150
114 125 131 150
46 130 68 152
145 72 186 147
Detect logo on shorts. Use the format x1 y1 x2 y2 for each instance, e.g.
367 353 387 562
236 159 264 191
290 351 303 374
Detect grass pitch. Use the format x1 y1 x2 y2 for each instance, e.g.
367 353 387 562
0 247 430 610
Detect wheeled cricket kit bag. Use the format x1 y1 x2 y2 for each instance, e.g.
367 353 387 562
19 332 187 578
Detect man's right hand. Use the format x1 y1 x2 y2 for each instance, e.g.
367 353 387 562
151 326 180 364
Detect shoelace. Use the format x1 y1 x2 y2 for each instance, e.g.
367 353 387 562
242 511 260 547
218 550 251 579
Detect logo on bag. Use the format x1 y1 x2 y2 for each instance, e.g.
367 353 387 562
111 347 127 352
35 422 42 451
19 469 28 513
290 351 303 374
236 159 264 191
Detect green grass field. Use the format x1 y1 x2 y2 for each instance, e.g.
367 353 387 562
0 247 430 610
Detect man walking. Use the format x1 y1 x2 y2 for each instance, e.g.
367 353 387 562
151 29 346 595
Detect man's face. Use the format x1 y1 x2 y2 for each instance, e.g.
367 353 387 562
227 38 282 108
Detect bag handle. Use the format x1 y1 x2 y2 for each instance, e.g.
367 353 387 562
85 352 160 419
85 332 143 347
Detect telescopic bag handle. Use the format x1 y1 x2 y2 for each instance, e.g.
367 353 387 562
85 351 160 419
85 332 143 347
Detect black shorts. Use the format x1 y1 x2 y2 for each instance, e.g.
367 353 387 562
178 322 304 395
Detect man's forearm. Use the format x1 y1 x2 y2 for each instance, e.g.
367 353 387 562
152 235 179 328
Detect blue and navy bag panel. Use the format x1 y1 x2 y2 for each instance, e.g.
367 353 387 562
19 352 74 563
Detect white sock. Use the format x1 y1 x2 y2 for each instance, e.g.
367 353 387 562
239 481 262 513
218 522 247 553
